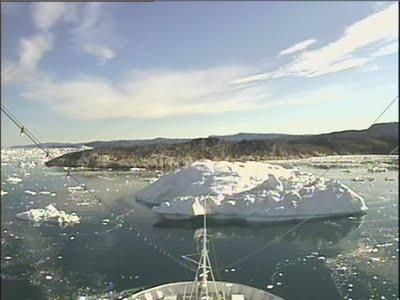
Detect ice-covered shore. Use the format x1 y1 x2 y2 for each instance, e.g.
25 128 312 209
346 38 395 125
136 160 368 222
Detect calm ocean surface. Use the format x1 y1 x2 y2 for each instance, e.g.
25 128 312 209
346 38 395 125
1 149 398 300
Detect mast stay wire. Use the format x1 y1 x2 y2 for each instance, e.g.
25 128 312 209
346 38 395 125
1 103 194 272
309 95 399 184
2 94 397 274
216 94 398 272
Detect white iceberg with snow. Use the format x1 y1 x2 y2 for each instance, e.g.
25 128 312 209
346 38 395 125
136 160 368 222
16 204 80 226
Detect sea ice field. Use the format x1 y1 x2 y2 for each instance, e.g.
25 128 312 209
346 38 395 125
1 148 398 300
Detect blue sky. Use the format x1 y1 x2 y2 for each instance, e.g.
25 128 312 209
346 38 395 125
1 1 398 146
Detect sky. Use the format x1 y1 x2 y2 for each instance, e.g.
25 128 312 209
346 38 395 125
1 1 398 147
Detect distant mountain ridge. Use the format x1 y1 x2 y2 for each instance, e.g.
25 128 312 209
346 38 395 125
45 122 399 170
14 122 398 149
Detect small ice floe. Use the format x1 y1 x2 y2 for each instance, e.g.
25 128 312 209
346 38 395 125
24 190 37 196
351 177 374 182
68 186 84 192
351 177 364 182
6 177 22 184
368 166 388 173
1 190 8 197
130 167 145 172
266 284 274 290
76 202 91 206
16 204 80 227
39 191 51 195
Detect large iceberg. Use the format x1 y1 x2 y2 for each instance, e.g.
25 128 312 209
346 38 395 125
136 160 368 222
16 204 80 226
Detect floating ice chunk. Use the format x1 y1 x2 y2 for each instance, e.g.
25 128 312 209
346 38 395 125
130 167 145 172
266 284 274 289
6 177 22 184
1 190 8 197
68 186 84 191
350 177 373 182
368 166 388 173
140 160 368 222
24 190 37 196
137 160 293 205
16 204 80 226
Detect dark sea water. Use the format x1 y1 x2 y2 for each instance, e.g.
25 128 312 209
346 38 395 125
1 149 398 300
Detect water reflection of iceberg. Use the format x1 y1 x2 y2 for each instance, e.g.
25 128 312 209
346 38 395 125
155 216 364 246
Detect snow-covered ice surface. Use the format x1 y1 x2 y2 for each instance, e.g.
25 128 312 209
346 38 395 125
136 160 367 221
16 204 81 227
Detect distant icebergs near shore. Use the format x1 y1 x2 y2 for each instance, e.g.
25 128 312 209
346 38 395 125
136 160 368 222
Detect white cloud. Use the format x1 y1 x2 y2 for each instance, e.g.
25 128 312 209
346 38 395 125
72 3 117 63
234 3 398 84
32 2 76 31
370 41 398 56
360 63 380 72
304 57 372 77
279 39 316 55
273 85 351 106
31 2 116 63
2 33 54 84
22 66 271 120
83 44 116 64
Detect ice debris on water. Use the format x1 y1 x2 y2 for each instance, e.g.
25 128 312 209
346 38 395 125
368 166 388 173
16 204 80 227
6 177 22 184
24 190 37 196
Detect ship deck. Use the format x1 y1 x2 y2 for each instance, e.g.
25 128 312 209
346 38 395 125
119 281 284 300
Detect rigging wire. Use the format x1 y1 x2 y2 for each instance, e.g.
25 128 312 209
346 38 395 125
216 94 398 272
1 103 193 272
370 96 398 126
2 94 398 275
